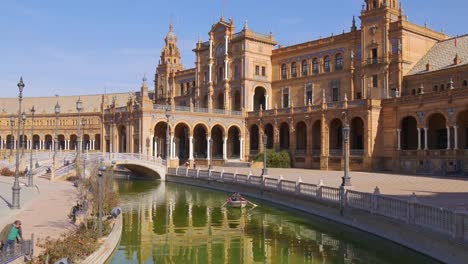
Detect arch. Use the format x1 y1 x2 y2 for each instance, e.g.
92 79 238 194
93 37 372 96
32 135 40 150
19 135 27 150
217 93 224 109
264 123 274 149
312 58 319 74
112 161 165 180
94 134 101 151
58 134 65 150
211 125 224 159
227 126 240 159
329 118 342 151
253 86 267 111
193 124 208 159
401 116 418 150
279 122 290 150
174 123 190 164
350 117 364 150
291 62 297 78
295 121 307 151
281 64 287 79
324 55 331 72
69 134 77 150
427 113 447 149
83 134 90 151
232 90 241 111
249 125 259 152
457 110 468 149
6 135 14 150
335 53 343 70
312 120 321 153
154 122 168 158
45 135 53 150
118 126 127 153
301 60 308 76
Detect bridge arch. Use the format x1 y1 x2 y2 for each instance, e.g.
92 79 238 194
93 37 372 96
112 160 166 181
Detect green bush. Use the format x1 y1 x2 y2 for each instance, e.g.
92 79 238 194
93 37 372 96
255 149 291 168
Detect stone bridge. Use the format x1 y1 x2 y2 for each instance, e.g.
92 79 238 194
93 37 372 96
103 153 167 180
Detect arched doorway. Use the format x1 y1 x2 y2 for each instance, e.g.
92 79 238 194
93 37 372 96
264 124 274 149
193 124 208 158
174 123 190 163
32 135 40 150
94 134 101 151
211 125 224 159
279 122 290 150
227 126 240 159
253 87 266 111
118 126 127 153
83 134 90 151
295 122 307 152
232 90 241 111
19 135 27 150
70 134 77 150
350 117 364 150
329 119 342 154
154 122 168 158
249 125 259 153
401 116 418 150
427 113 447 149
312 120 321 154
6 135 14 150
457 110 468 149
45 135 52 150
58 135 65 150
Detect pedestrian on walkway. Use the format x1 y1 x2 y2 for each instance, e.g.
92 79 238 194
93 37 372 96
1 220 22 254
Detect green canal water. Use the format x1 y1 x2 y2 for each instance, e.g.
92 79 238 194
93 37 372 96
109 180 439 264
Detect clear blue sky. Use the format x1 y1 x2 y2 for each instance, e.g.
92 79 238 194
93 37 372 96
0 0 466 98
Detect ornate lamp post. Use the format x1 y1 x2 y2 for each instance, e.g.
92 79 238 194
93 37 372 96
208 138 213 170
12 77 25 210
51 101 61 180
28 106 35 187
262 134 268 176
76 97 83 178
97 165 106 238
165 108 171 168
9 115 14 158
341 112 351 187
20 112 26 169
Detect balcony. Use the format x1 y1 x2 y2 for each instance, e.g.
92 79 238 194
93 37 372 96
329 149 342 157
365 57 386 66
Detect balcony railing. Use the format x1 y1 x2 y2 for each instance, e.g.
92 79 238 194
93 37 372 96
350 149 364 156
329 149 342 157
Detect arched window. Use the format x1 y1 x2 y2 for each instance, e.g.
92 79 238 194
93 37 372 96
281 64 287 80
324 56 331 72
312 58 319 74
301 60 308 76
291 62 297 78
335 54 343 70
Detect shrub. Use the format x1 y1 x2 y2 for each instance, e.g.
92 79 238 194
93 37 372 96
0 167 14 176
255 149 292 168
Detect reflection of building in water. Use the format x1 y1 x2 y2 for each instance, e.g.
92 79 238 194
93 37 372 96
118 184 373 264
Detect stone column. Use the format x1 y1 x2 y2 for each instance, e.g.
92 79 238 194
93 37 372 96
454 126 458 150
265 95 269 110
397 129 401 150
446 126 451 150
417 128 421 150
150 135 154 157
155 137 159 157
189 136 194 160
424 128 428 150
223 137 227 160
170 135 175 159
206 136 211 160
239 137 244 161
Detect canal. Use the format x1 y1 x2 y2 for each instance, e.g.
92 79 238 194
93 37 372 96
109 180 439 264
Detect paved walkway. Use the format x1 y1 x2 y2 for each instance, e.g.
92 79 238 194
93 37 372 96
209 166 468 210
0 176 77 256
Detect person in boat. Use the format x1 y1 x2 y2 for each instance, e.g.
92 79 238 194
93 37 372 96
230 192 244 202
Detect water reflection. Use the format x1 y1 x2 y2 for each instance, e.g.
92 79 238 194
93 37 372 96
111 181 439 264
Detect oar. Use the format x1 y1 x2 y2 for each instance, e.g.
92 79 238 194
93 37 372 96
246 199 258 208
221 199 229 207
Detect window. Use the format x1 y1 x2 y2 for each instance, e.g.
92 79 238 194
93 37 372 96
180 83 184 95
305 83 313 105
218 66 223 83
301 60 308 76
312 58 319 74
440 84 445 91
372 48 378 64
463 80 468 87
291 62 297 78
282 88 290 108
262 66 266 76
335 54 343 71
324 56 331 72
433 85 438 92
255 65 260 75
331 80 340 102
281 64 287 80
234 64 240 80
372 75 378 88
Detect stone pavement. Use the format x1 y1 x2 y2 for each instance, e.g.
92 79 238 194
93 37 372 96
0 176 77 256
209 166 468 210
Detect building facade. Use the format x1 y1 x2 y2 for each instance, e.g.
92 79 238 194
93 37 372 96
1 0 467 175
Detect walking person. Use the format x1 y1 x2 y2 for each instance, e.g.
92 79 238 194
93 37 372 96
1 220 22 254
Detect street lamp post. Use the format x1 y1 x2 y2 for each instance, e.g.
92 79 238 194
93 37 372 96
208 138 213 170
51 101 61 180
12 77 25 209
262 134 268 176
341 112 351 187
28 106 35 187
97 165 106 238
76 97 83 178
9 116 14 158
20 112 26 170
165 108 171 168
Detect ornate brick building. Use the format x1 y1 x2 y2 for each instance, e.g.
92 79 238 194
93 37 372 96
1 0 467 175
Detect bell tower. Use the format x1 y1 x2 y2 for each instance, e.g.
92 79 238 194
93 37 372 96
155 22 184 104
360 0 401 99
